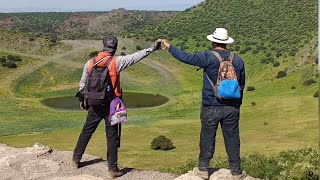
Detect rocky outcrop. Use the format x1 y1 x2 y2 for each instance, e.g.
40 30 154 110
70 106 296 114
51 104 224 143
0 143 259 180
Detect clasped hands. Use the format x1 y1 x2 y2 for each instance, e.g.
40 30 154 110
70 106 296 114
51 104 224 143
153 39 171 51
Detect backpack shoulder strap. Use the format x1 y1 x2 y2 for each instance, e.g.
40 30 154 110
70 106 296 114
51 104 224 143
229 52 235 62
88 56 113 74
205 72 216 90
211 51 224 62
88 57 95 75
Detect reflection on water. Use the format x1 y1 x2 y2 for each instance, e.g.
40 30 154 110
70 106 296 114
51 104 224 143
41 92 169 110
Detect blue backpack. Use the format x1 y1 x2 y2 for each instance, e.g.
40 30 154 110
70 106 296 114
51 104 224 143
205 51 241 99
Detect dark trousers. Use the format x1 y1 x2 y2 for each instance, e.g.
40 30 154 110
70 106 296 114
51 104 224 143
198 105 241 174
73 105 119 169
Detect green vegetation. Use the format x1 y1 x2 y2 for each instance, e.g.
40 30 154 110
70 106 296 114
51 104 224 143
0 10 178 40
0 0 318 178
246 86 255 91
166 147 318 179
133 0 317 59
276 71 287 78
151 135 175 151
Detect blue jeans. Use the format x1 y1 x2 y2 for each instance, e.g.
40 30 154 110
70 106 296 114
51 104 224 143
198 105 241 174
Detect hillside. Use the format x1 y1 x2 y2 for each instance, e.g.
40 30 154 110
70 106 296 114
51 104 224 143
0 9 179 39
134 0 317 58
0 1 318 179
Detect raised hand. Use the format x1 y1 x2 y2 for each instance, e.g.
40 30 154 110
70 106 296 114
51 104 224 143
161 39 171 49
153 39 162 51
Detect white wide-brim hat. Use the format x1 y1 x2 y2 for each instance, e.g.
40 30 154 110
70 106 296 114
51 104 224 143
207 28 234 44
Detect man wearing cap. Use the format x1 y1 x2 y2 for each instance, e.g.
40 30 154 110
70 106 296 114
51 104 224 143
161 28 246 179
72 36 161 179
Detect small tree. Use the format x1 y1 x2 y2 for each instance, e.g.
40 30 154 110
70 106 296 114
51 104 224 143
303 79 316 86
276 71 287 78
247 86 256 91
0 56 6 63
6 61 17 68
7 55 21 61
273 61 280 67
151 135 175 151
313 91 319 98
136 45 142 50
291 86 296 89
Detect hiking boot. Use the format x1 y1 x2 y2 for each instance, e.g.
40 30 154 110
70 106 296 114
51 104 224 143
193 167 209 180
106 167 124 179
232 170 247 180
70 160 80 169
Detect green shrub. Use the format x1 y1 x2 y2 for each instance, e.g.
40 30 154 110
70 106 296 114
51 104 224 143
7 55 21 61
273 61 280 67
247 86 255 91
251 102 256 106
166 147 319 179
6 61 17 68
121 46 126 50
291 86 296 89
303 79 316 86
89 51 99 58
136 45 142 50
151 135 175 151
0 56 6 63
120 52 126 55
313 91 318 97
252 49 259 54
276 71 287 78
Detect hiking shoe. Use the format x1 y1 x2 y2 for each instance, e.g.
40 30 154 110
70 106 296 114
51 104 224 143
106 167 124 179
193 167 209 180
232 170 247 180
70 160 80 169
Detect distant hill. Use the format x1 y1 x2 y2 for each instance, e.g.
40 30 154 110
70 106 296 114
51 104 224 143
0 9 179 39
133 0 317 58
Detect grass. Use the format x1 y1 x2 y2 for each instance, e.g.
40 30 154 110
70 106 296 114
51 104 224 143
0 38 317 175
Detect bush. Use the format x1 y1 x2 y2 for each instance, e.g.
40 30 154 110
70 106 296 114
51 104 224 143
0 56 6 63
120 52 126 55
6 61 17 68
89 51 99 58
276 71 287 78
167 147 319 179
291 86 296 89
252 49 259 54
151 135 175 151
313 91 319 97
273 61 280 67
303 79 316 86
7 55 21 61
121 46 126 50
251 102 256 106
247 86 256 91
136 45 142 50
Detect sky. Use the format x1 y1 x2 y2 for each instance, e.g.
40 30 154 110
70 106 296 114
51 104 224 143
0 0 205 12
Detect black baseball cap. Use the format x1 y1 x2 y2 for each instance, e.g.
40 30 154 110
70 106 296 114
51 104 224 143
103 36 118 54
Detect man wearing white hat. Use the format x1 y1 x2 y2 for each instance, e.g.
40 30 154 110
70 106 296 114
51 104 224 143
161 28 246 179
